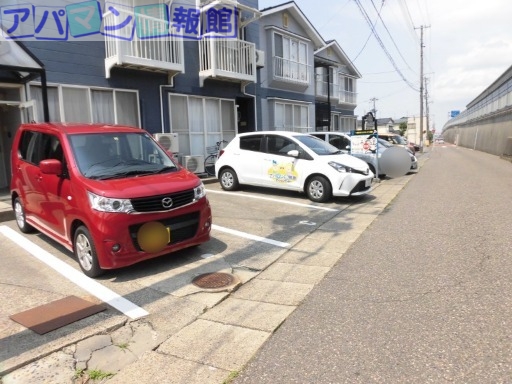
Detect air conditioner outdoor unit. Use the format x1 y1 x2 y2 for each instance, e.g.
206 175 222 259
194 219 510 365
154 133 179 153
181 155 205 174
255 49 265 68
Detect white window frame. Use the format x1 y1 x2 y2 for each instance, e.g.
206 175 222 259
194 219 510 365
168 93 237 156
338 75 357 104
28 82 141 126
272 99 310 133
273 31 309 84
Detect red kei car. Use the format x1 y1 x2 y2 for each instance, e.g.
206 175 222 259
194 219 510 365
10 123 211 277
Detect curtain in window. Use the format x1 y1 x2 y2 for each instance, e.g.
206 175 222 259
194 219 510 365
205 99 221 148
188 97 204 155
91 89 115 124
285 104 293 129
188 97 204 133
169 94 189 155
221 100 235 142
115 91 139 126
275 103 284 129
62 87 90 122
31 85 61 122
169 94 188 132
205 99 220 133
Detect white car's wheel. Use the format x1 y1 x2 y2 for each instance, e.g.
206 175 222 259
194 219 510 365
306 176 332 203
219 168 239 191
74 226 103 277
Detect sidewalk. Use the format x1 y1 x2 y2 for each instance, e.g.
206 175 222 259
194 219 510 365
231 144 512 383
1 153 429 384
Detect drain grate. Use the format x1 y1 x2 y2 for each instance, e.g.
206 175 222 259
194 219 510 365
192 272 235 289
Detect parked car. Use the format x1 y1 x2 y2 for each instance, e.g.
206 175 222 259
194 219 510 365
378 138 418 171
311 132 417 176
215 131 374 203
379 133 416 154
409 141 421 152
10 123 212 277
311 131 386 177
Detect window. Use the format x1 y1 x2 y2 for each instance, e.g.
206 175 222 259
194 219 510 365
19 131 63 165
240 135 263 152
62 87 90 122
31 86 61 122
274 32 309 83
329 135 350 150
30 84 140 126
274 101 309 132
339 75 356 103
169 94 236 156
267 136 298 156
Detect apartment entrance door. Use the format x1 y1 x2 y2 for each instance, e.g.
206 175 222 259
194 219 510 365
0 86 36 189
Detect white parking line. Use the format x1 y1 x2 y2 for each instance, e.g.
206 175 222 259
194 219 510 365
205 189 340 212
212 224 290 248
0 225 148 320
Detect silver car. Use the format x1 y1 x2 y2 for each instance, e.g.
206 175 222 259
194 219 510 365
311 132 417 176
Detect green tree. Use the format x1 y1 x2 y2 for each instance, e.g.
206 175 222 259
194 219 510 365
399 122 407 136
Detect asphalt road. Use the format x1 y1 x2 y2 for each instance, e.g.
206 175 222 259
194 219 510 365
234 145 512 383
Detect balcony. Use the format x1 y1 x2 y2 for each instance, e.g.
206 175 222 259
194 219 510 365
315 80 339 100
273 57 311 86
339 90 357 105
199 38 256 87
104 9 184 78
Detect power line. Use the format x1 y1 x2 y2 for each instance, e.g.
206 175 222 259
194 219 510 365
352 1 384 62
353 0 419 92
369 0 414 72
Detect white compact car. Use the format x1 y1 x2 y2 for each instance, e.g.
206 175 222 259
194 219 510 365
214 131 374 203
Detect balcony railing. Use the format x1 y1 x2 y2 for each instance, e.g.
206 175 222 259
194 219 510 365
104 9 184 78
339 90 357 105
199 38 256 86
273 57 311 85
315 80 339 100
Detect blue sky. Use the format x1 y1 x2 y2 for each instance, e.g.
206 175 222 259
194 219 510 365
259 0 512 132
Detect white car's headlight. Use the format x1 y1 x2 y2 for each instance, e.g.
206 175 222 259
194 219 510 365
194 183 206 200
88 191 134 213
329 161 353 173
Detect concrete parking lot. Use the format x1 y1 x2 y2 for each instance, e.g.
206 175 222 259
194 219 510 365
0 158 426 384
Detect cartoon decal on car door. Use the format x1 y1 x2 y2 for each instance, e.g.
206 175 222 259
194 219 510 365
263 135 302 189
267 160 298 183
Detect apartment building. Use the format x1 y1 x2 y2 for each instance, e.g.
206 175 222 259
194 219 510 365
0 0 360 188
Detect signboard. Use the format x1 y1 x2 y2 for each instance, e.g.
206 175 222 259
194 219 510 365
350 133 377 156
450 110 460 118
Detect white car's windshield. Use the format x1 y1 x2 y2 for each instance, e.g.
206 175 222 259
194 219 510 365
295 135 341 155
69 132 177 179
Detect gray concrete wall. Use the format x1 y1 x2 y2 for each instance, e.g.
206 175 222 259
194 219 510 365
443 109 512 156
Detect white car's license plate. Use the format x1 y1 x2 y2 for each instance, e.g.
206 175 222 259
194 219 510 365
365 178 372 187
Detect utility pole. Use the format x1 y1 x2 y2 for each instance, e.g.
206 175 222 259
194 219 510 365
370 97 378 117
416 25 430 151
425 77 430 142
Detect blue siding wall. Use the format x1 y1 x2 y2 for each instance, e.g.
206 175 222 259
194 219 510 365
21 0 262 134
23 41 167 133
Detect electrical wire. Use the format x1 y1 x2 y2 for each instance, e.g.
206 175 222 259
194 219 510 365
353 0 419 92
369 0 414 72
352 1 384 62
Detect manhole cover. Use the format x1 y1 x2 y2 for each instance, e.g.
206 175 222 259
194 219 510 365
192 272 235 289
